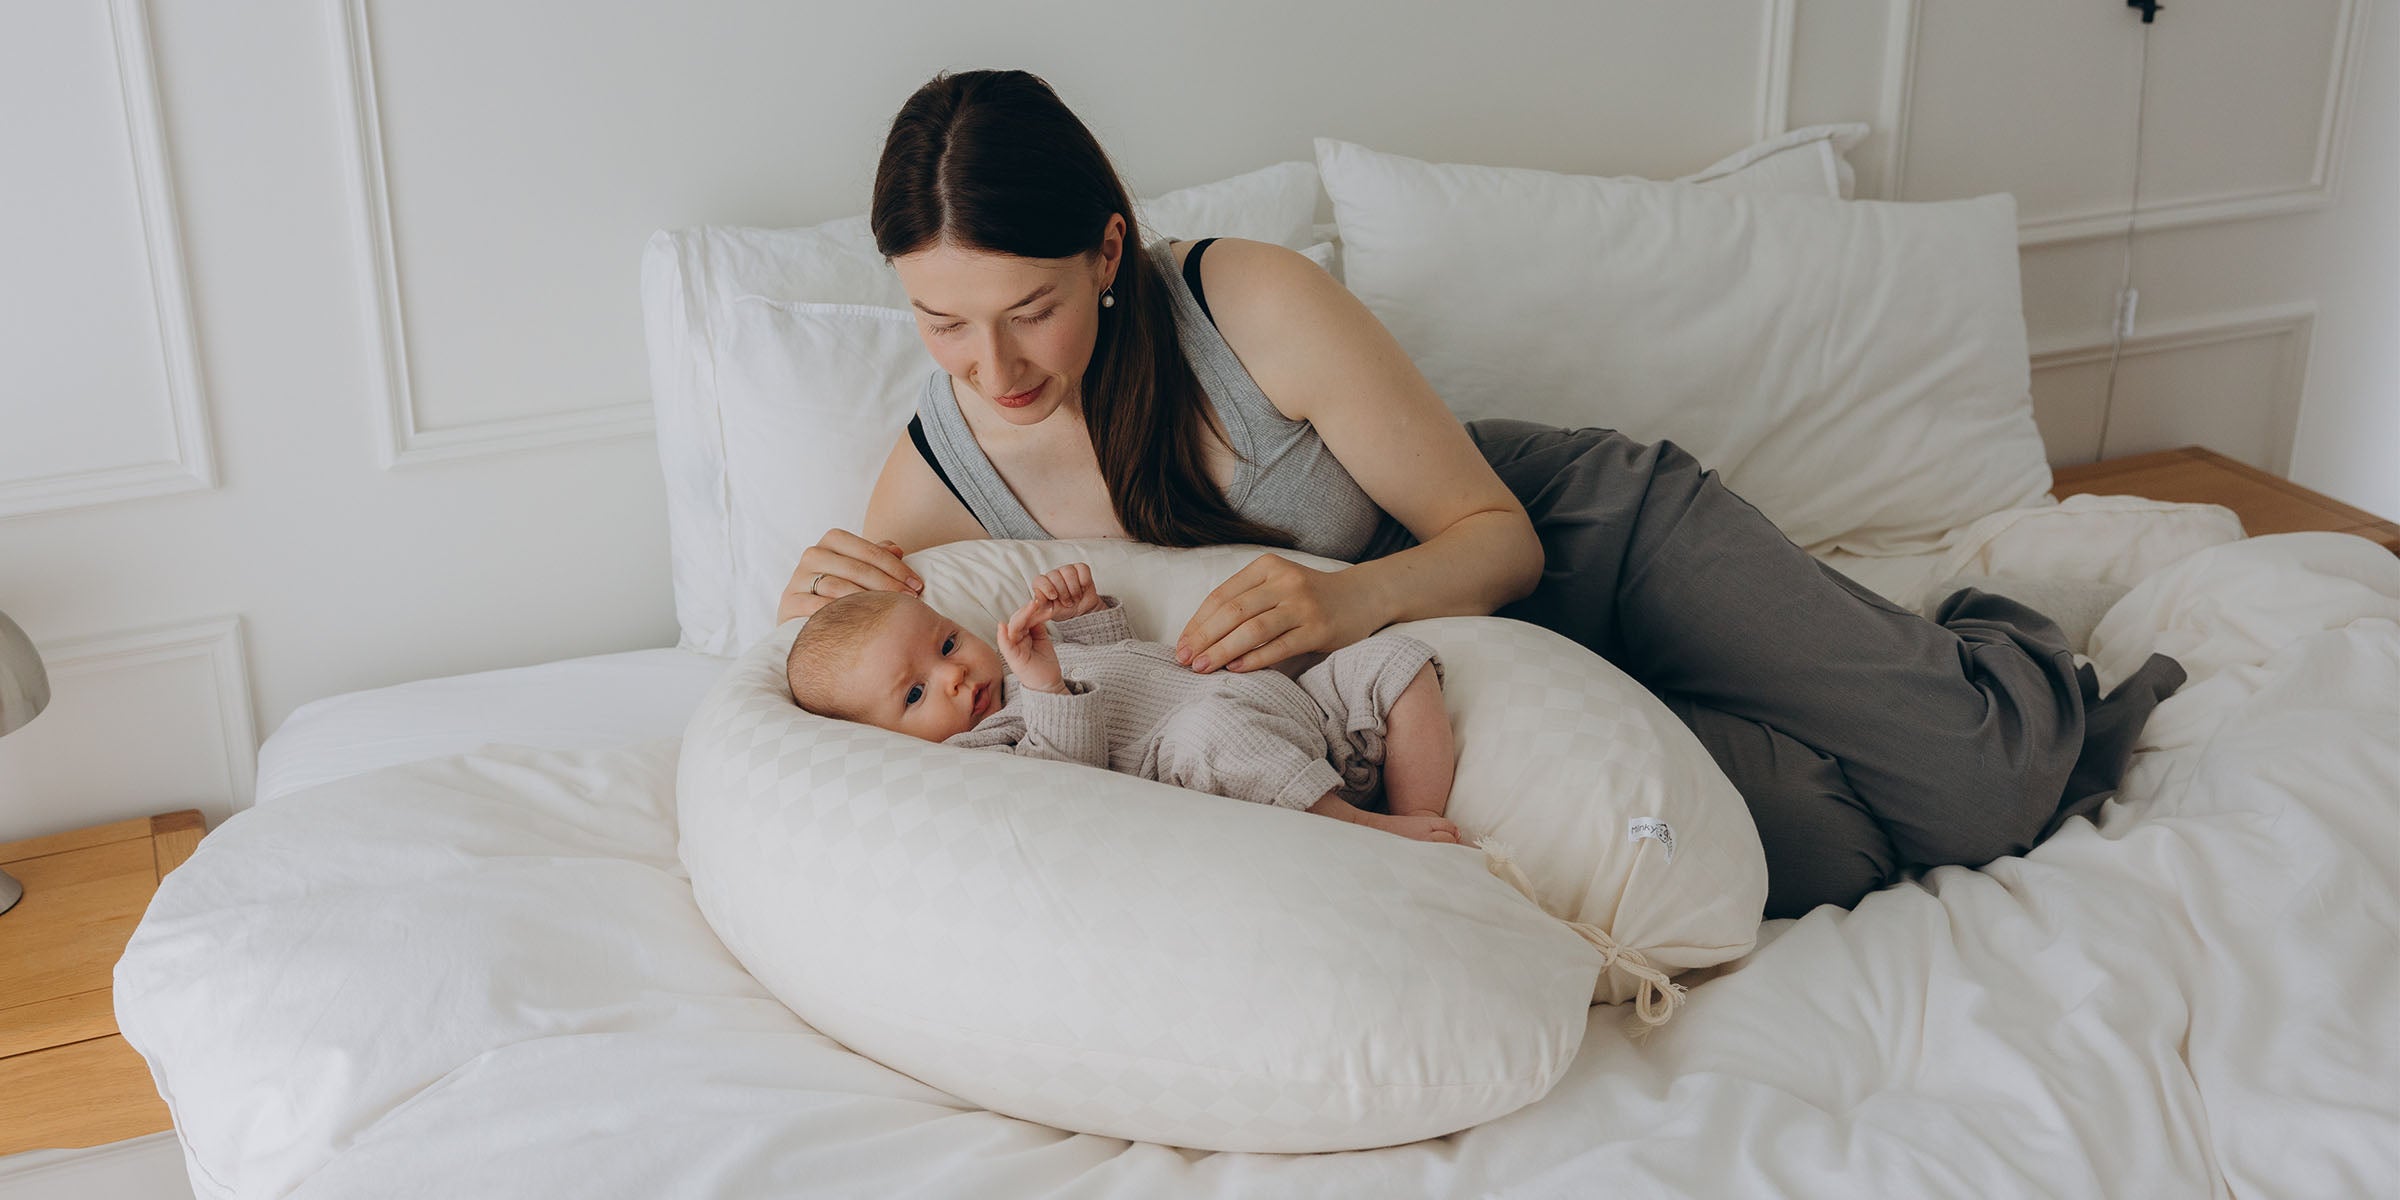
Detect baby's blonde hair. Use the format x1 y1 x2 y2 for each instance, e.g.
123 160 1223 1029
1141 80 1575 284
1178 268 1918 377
786 590 914 720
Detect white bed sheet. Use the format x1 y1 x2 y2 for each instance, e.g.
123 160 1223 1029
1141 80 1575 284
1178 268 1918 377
253 648 728 805
120 510 2400 1199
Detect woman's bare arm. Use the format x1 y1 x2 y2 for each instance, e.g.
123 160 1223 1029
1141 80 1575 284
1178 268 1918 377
1173 239 1542 665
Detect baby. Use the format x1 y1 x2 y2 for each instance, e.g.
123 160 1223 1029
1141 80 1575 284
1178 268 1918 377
786 563 1461 843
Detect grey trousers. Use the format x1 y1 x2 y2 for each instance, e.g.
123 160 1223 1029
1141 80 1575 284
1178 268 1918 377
1411 420 2183 918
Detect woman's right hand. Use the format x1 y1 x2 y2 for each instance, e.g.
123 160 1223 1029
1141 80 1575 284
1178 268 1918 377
777 529 924 624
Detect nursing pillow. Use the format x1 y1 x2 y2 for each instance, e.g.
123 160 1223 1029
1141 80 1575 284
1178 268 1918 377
677 539 1766 1153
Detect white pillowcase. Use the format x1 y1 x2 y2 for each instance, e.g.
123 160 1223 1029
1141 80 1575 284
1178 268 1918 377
676 538 1764 1152
711 302 924 654
639 134 1874 658
1316 137 2053 556
1300 124 1862 286
1676 122 1868 199
642 163 1327 657
1135 159 1323 251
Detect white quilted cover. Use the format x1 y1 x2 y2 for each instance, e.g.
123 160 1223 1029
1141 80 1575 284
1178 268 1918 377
901 539 1767 1001
675 539 1766 1152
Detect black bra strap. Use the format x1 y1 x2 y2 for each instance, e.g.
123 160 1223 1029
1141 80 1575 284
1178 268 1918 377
1181 237 1220 327
907 414 976 523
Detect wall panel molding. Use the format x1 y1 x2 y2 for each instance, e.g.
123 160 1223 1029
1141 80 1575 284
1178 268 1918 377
1755 0 1797 140
329 0 653 470
1881 0 2367 247
2031 302 2316 471
1874 0 1922 200
39 614 260 810
2018 0 2367 245
0 0 216 520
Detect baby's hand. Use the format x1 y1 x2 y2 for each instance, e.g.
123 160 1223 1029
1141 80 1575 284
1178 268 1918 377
998 598 1067 693
998 564 1103 694
1029 563 1104 621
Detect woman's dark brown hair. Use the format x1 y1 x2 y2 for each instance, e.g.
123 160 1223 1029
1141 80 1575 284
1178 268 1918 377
871 69 1293 550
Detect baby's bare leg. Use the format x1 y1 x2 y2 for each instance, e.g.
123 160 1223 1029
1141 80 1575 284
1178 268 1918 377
1307 792 1462 844
1379 665 1454 817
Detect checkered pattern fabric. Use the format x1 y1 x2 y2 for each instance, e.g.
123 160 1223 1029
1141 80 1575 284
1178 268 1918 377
677 539 1763 1151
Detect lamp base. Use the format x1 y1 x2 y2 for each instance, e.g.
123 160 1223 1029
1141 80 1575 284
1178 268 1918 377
0 866 20 915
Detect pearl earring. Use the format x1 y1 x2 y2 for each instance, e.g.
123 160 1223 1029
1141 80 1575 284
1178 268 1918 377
1100 287 1115 309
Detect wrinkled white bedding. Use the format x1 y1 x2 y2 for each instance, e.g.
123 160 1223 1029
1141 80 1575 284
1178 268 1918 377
251 648 727 805
118 519 2400 1199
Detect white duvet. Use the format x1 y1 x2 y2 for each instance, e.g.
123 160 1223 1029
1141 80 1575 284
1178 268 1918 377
117 520 2400 1199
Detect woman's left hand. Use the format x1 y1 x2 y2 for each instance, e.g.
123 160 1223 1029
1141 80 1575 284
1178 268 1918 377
1174 554 1381 674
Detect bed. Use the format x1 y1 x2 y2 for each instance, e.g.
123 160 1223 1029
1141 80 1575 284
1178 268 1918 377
113 135 2400 1197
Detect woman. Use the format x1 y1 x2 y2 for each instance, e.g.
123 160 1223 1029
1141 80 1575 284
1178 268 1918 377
780 69 2182 919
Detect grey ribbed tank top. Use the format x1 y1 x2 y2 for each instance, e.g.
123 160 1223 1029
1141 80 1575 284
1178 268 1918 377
913 238 1399 562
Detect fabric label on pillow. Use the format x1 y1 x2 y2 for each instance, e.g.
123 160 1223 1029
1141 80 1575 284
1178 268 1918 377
1628 818 1677 864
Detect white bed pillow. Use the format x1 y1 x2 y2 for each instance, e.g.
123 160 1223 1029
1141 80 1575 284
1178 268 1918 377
1676 122 1868 198
1316 137 2053 556
1134 159 1323 251
1302 125 1863 286
707 301 923 660
676 539 1766 1152
642 163 1327 657
642 133 1869 659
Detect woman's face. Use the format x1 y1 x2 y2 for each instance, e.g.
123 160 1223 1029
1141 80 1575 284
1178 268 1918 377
891 214 1124 428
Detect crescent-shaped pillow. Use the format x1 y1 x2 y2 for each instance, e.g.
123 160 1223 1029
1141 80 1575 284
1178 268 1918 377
678 540 1764 1152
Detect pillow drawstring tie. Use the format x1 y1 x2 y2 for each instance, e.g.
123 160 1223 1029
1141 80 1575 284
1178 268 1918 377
1479 840 1689 1030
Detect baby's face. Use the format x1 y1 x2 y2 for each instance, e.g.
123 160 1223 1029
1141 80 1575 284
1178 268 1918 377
838 597 1008 742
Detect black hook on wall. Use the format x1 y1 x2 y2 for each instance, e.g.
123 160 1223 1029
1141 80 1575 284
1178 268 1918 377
2127 0 2163 23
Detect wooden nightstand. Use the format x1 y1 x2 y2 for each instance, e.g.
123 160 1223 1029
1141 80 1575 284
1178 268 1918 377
2051 445 2400 555
0 810 204 1155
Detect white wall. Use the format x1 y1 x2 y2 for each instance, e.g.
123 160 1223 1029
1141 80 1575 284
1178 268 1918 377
0 0 2389 846
2291 0 2400 517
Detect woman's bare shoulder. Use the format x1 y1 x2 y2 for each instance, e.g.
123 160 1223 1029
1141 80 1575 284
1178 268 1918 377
865 429 987 552
1166 234 1308 281
1179 237 1385 424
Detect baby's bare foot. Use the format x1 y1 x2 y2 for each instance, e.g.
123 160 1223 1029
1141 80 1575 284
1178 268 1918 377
1363 810 1464 844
